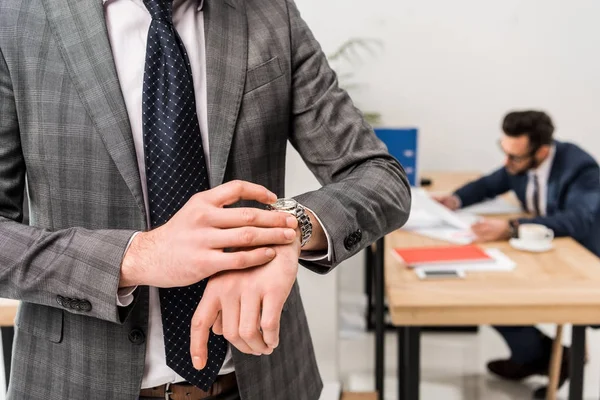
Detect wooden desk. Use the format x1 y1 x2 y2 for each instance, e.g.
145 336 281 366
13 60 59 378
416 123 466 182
340 392 377 400
0 299 18 389
372 172 598 400
386 236 600 326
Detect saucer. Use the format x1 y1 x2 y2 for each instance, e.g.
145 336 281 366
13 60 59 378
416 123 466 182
509 238 553 253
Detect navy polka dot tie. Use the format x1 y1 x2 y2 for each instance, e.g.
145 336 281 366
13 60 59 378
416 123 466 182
142 0 227 390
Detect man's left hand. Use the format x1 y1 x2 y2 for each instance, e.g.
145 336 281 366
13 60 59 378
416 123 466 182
189 240 300 370
471 218 511 242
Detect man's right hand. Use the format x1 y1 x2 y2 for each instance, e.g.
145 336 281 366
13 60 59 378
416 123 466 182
432 194 461 211
119 180 298 288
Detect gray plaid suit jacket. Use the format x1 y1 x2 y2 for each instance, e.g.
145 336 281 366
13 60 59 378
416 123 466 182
0 0 411 398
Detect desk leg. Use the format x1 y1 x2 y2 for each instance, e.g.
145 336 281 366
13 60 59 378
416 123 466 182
2 326 14 391
398 327 407 400
569 326 585 400
398 327 421 400
374 238 385 400
407 327 421 400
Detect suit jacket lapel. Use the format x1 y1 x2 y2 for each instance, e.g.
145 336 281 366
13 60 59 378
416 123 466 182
512 174 529 209
546 142 563 213
204 0 248 186
41 0 146 220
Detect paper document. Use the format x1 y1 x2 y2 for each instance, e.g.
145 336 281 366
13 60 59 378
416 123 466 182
403 188 475 243
409 188 472 230
411 227 475 245
402 208 445 230
460 196 523 215
414 248 515 273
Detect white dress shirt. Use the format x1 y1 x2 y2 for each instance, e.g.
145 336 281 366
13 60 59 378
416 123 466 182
104 0 331 389
525 144 556 216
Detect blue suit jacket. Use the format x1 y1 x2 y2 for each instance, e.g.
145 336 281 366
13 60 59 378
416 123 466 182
455 141 600 257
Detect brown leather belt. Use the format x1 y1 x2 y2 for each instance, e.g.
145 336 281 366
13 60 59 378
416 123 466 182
139 373 237 400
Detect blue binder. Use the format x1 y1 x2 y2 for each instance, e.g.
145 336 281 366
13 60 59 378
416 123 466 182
374 128 419 186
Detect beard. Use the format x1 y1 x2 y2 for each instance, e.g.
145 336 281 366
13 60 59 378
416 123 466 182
507 157 540 176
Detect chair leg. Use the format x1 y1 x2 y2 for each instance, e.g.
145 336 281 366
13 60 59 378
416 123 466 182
546 325 564 400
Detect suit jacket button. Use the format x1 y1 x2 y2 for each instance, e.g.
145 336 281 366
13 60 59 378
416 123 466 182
355 230 362 241
344 236 355 250
129 328 146 345
68 299 79 310
79 300 92 312
56 295 65 307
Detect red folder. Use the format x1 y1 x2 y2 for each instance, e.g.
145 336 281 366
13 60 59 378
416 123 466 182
392 244 492 267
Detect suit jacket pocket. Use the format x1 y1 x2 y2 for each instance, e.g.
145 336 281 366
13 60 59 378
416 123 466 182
14 302 64 343
244 56 283 94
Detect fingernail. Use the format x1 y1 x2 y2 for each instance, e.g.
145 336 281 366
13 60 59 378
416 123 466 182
193 356 203 370
265 248 275 258
284 229 296 240
253 352 262 356
286 216 297 227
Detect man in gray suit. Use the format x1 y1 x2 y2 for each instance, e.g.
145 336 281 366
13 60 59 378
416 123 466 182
0 0 411 399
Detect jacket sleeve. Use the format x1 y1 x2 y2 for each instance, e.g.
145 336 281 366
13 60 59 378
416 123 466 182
0 46 137 325
285 0 411 273
454 167 511 208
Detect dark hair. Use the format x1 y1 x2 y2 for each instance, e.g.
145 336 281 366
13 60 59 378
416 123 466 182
502 110 554 150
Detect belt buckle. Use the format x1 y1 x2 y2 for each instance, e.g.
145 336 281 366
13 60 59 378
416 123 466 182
164 382 173 400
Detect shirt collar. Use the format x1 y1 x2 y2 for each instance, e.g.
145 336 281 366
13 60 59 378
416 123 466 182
529 143 556 181
102 0 204 11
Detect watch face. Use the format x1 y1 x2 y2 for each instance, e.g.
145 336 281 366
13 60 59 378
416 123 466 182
272 198 297 211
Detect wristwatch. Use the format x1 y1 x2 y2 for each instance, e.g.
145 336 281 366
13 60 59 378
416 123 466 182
269 198 313 247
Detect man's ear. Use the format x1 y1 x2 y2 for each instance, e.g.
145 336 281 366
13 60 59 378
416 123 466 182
535 144 551 161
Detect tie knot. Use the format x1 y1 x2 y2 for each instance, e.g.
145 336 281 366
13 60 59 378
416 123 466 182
143 0 174 23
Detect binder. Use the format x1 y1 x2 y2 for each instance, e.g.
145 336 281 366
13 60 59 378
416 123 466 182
392 244 493 268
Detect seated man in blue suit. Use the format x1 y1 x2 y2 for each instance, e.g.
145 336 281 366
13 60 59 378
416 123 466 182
436 110 600 397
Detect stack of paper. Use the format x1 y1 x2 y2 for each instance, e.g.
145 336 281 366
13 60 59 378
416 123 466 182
403 188 476 244
460 196 523 215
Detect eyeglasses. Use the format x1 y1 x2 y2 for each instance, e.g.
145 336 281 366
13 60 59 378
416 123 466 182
497 140 536 163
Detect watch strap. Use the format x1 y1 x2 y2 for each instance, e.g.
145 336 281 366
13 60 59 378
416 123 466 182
508 219 519 239
295 204 313 247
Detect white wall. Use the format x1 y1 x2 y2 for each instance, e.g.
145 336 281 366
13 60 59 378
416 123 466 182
295 0 600 174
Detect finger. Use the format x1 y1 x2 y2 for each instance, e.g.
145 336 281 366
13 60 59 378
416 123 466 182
239 293 270 356
190 295 220 370
222 297 254 355
212 311 223 335
209 208 297 229
260 293 285 350
208 180 277 207
208 227 297 249
212 248 277 272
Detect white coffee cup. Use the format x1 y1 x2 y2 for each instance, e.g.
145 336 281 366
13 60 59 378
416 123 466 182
518 223 554 246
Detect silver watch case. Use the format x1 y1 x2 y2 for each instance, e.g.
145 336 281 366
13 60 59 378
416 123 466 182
269 199 313 247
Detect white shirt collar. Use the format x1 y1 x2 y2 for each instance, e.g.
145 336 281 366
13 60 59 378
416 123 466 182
529 143 556 181
102 0 204 11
